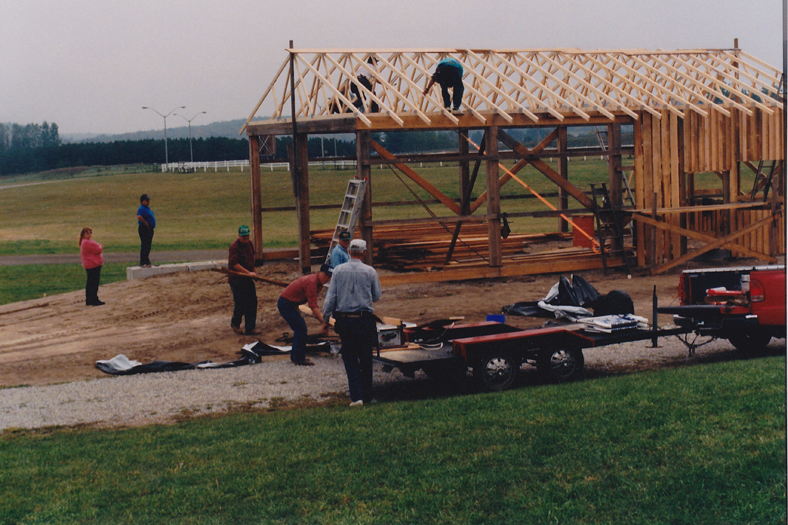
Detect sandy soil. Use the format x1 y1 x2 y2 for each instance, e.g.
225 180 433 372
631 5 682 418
0 259 730 389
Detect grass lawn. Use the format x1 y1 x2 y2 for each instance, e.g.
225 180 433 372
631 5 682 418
0 356 784 524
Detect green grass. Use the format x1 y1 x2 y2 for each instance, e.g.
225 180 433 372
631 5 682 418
0 263 129 305
0 356 784 524
0 160 760 304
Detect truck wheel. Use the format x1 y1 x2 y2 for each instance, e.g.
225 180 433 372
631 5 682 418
474 352 519 391
728 331 772 353
537 348 584 382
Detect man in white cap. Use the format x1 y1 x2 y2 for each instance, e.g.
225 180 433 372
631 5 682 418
322 239 381 406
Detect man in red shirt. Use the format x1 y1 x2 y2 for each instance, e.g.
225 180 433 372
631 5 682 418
228 225 260 335
278 264 333 366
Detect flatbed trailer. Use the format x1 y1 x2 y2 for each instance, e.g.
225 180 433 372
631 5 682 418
374 321 691 391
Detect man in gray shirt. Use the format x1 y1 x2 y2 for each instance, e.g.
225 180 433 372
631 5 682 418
323 239 381 406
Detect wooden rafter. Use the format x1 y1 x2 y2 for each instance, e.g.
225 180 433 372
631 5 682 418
242 48 783 132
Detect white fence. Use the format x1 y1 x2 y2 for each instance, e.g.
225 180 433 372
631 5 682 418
161 160 359 172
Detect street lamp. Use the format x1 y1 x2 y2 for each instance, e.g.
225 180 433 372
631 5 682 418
175 111 206 164
142 105 185 166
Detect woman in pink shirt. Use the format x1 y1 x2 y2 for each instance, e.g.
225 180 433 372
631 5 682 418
79 227 105 306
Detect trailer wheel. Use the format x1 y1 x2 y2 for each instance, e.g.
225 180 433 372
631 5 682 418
474 352 519 391
728 331 772 353
537 347 584 382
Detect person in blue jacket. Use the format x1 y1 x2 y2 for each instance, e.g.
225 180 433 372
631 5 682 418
423 57 465 112
136 194 156 267
330 230 352 268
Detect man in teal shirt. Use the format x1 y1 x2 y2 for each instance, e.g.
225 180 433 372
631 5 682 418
423 57 465 112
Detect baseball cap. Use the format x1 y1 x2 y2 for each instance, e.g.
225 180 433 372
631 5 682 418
349 239 367 251
338 230 352 241
238 225 251 236
319 263 333 275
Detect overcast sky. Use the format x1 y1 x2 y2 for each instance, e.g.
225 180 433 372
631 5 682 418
2 0 784 136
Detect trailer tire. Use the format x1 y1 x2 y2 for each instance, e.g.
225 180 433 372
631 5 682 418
474 352 519 391
537 347 584 383
728 331 772 354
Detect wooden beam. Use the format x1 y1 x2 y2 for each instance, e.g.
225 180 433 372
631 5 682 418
379 255 622 286
369 139 462 215
497 129 596 209
248 135 264 264
486 125 503 266
633 212 779 267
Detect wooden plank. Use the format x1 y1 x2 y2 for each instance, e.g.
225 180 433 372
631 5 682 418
633 212 779 265
378 254 622 286
649 212 779 275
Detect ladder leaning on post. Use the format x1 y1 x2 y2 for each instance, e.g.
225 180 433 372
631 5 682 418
325 179 367 264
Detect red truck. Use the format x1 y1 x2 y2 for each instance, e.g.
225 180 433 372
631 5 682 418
658 265 786 353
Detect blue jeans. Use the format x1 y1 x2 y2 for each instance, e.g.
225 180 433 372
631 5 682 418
277 297 308 364
335 315 377 403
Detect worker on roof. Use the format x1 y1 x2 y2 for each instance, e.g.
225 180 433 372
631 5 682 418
351 57 379 113
423 57 464 113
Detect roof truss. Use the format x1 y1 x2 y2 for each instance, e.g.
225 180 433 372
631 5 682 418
244 48 784 130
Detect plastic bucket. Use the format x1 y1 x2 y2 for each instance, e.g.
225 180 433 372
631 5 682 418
572 216 595 248
486 314 505 323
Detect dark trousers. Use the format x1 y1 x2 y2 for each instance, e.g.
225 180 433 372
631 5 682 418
350 76 379 113
85 266 102 305
440 70 464 110
230 279 258 333
277 297 308 364
138 225 154 266
335 315 377 403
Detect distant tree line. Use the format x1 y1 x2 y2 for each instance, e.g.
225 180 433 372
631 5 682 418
0 122 632 176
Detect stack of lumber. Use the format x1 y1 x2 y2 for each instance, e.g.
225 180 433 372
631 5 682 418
311 224 568 271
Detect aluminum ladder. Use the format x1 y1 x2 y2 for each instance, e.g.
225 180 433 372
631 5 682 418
325 178 367 263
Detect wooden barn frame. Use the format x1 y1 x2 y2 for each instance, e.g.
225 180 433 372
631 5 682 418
243 46 785 282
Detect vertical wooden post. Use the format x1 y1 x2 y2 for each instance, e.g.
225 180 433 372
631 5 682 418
357 129 373 265
607 123 623 253
295 133 311 274
458 129 470 205
558 126 569 233
248 134 264 264
633 113 646 267
651 192 658 268
486 125 502 267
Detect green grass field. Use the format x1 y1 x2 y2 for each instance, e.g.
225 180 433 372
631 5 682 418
0 165 782 524
1 356 784 524
0 160 759 305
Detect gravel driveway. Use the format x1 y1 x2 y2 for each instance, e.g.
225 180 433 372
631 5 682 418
3 334 771 432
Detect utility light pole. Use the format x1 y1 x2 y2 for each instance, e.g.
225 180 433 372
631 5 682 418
142 105 185 166
175 111 206 163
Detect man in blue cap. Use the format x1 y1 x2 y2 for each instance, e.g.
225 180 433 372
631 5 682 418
228 225 260 335
423 57 465 113
330 230 352 268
